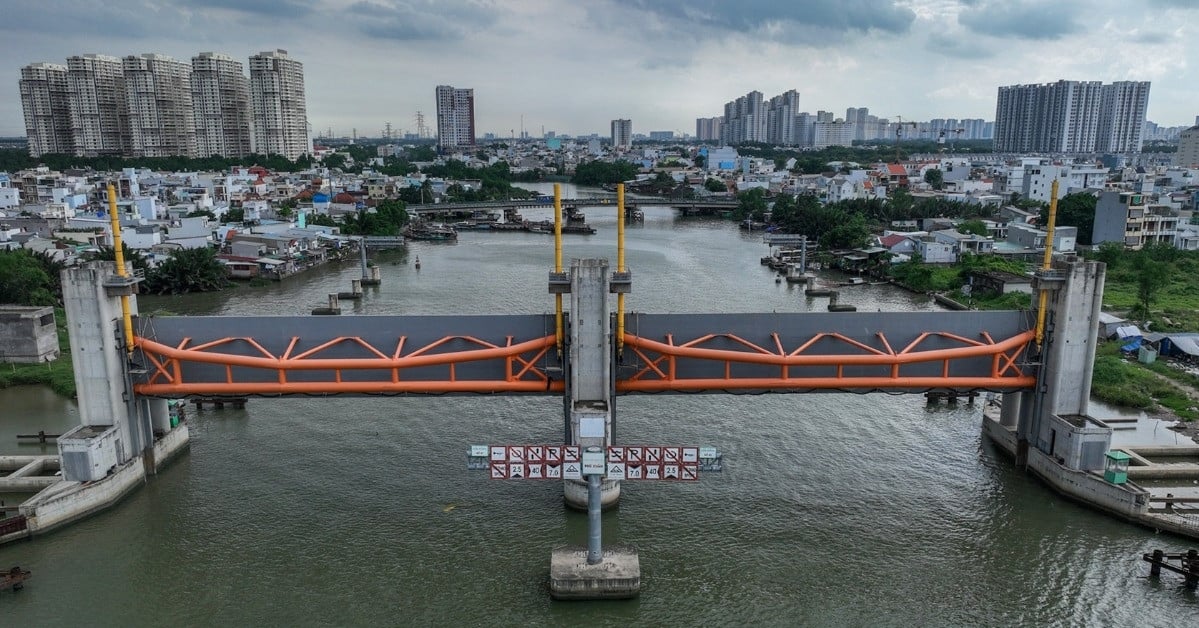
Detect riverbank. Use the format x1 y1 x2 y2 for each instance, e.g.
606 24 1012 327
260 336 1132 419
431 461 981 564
0 309 74 398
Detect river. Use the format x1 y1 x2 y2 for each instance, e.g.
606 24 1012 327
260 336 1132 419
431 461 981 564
1 185 1195 625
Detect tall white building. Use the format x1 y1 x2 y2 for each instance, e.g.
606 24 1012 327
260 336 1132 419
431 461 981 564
766 90 800 145
250 49 309 161
1178 126 1199 168
191 52 253 158
695 116 722 142
995 80 1148 153
813 120 854 149
435 85 475 151
20 62 73 157
67 54 128 156
123 53 196 158
1096 81 1150 153
721 90 766 144
610 118 632 149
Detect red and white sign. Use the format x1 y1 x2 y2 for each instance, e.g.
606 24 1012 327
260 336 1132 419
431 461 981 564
527 446 544 462
626 464 643 479
490 463 507 479
509 463 525 479
528 464 544 479
545 446 562 464
508 446 525 463
546 463 562 479
663 447 680 463
490 446 507 462
682 447 699 463
627 447 642 463
680 465 699 481
564 446 581 463
645 447 661 463
607 446 625 462
645 464 661 480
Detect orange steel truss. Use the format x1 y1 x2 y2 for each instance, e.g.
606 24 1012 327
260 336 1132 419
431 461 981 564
132 328 1036 396
617 329 1037 392
133 334 564 396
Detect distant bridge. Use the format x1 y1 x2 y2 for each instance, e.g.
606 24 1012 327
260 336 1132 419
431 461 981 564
405 198 740 217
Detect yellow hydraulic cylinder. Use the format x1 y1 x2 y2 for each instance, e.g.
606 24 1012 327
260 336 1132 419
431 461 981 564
1034 179 1060 349
554 183 563 353
107 183 135 355
617 184 626 354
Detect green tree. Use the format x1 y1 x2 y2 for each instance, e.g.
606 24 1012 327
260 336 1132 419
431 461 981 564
1039 192 1097 245
571 160 638 186
923 168 944 190
734 188 768 221
0 249 57 306
958 219 989 237
142 247 229 295
223 207 245 223
704 178 725 192
1133 257 1169 321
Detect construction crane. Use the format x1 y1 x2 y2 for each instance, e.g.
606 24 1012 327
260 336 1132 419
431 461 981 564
938 128 965 153
891 116 918 163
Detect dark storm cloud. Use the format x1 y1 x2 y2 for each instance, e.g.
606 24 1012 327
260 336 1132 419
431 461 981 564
607 0 916 44
957 1 1084 41
0 0 168 38
349 0 503 42
187 0 314 17
925 32 994 60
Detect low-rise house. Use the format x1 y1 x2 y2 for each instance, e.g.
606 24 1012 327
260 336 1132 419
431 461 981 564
968 270 1032 296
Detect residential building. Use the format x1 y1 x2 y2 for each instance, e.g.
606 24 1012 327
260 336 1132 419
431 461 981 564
1178 126 1199 167
191 52 253 158
250 49 309 160
720 90 766 144
1093 191 1149 248
611 119 632 149
1096 81 1150 153
695 116 722 142
766 90 800 145
66 54 128 156
435 85 475 151
813 120 854 149
20 63 74 157
123 53 196 158
648 131 673 141
1021 163 1108 202
994 80 1150 154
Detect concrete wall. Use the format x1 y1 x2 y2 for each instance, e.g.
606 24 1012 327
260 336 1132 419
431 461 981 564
1039 258 1105 434
20 458 146 534
0 305 59 363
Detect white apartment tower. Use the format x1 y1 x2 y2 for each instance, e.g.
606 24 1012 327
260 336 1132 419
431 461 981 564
192 52 253 158
695 116 722 142
1178 126 1199 168
1097 81 1151 153
66 54 128 156
250 49 309 161
995 80 1149 154
435 85 475 151
123 53 196 158
767 90 800 145
20 63 74 157
610 119 632 149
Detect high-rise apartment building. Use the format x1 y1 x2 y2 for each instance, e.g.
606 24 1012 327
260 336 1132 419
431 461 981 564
610 119 632 149
123 53 196 158
721 90 766 144
66 54 128 156
20 62 73 157
995 80 1148 153
435 85 475 151
192 52 253 158
1096 81 1150 153
766 90 800 145
695 116 723 142
250 49 309 160
1178 125 1199 168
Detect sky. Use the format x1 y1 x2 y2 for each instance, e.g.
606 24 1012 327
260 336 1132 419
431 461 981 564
2 0 1197 139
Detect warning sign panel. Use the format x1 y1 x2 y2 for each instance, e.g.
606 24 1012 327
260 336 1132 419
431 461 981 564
607 462 626 480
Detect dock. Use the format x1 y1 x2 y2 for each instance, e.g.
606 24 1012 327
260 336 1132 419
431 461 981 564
191 397 248 410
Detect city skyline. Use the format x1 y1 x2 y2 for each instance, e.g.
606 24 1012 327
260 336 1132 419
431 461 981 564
2 0 1197 140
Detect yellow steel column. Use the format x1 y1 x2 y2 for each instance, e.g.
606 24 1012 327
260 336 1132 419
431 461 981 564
554 183 564 353
616 184 626 354
107 183 135 355
1034 179 1060 349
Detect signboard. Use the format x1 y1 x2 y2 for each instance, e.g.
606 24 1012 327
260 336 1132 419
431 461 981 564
469 444 720 480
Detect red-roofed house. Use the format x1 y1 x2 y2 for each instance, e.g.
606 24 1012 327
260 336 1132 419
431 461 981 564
884 164 909 189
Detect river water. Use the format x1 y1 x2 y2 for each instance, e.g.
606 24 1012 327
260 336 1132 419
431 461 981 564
2 184 1196 625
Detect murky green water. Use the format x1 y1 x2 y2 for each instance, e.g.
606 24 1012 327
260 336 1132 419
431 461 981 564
2 189 1195 625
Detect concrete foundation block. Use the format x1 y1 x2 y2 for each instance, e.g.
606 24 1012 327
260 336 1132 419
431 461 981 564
563 478 620 511
549 545 640 600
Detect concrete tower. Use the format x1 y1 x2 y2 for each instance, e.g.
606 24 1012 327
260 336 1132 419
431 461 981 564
250 49 309 160
19 62 74 157
123 53 197 158
610 119 632 150
435 85 476 151
1097 81 1151 154
66 54 128 156
191 52 253 158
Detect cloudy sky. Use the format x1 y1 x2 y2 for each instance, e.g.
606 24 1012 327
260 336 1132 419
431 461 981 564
2 0 1196 139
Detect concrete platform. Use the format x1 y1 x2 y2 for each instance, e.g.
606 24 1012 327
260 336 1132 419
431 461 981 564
549 545 640 600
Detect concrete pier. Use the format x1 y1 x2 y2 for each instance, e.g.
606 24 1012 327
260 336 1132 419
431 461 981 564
549 546 641 600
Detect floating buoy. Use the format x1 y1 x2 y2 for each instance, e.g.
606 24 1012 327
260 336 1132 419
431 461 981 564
415 256 421 270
